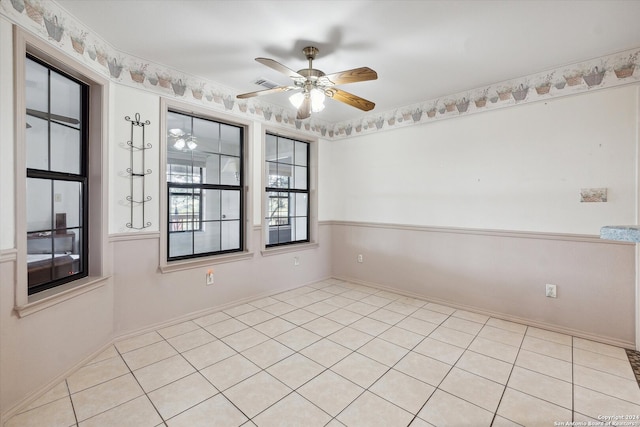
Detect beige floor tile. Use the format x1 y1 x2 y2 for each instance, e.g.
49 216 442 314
452 309 490 324
297 370 364 416
166 394 248 427
357 337 410 367
573 337 629 360
166 328 216 353
147 372 217 420
248 296 279 309
410 308 449 325
324 308 363 325
325 295 358 308
394 352 451 387
477 325 524 347
157 321 200 339
306 289 334 302
121 340 178 371
515 349 572 382
192 311 231 328
384 301 420 316
525 327 572 346
331 352 388 388
285 294 317 308
418 389 494 427
429 326 476 348
395 317 438 336
87 346 119 365
241 339 294 369
323 284 350 295
342 289 372 301
115 331 163 354
251 317 296 337
71 373 144 422
369 368 435 413
328 326 374 350
374 290 403 301
300 338 352 368
337 390 414 427
455 350 513 385
378 326 425 349
439 367 505 412
266 353 325 389
279 308 319 325
507 366 572 409
395 296 427 308
344 301 379 316
199 354 261 391
413 337 465 365
274 327 322 351
368 307 407 325
204 318 248 338
181 339 236 370
274 287 315 301
6 396 76 427
574 385 640 420
221 328 269 352
302 317 344 337
574 364 640 404
305 301 339 316
496 388 572 426
491 415 523 427
361 294 394 308
79 395 161 427
485 318 527 334
409 417 436 427
252 392 331 427
520 336 572 362
468 336 519 364
223 303 257 317
573 348 635 379
133 354 195 392
423 303 456 315
441 316 484 335
67 355 130 394
235 309 275 326
223 371 292 418
22 381 70 412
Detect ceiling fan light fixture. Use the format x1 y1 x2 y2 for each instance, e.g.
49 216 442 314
173 138 186 150
310 88 325 112
289 92 305 109
187 137 197 150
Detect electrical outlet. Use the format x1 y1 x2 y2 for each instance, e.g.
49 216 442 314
293 256 300 266
206 269 214 285
357 254 363 263
545 284 557 298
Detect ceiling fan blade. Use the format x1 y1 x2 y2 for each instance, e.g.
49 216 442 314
321 67 378 85
256 58 304 80
26 108 80 125
296 97 311 120
237 86 297 99
326 88 375 111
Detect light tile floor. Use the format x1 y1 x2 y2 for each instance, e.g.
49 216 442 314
6 279 640 427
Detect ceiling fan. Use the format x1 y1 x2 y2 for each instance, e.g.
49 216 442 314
237 46 377 120
25 108 80 128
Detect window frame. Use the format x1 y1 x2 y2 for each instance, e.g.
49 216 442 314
24 54 90 295
13 26 109 314
159 99 253 272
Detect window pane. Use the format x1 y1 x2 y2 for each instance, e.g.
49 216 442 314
26 116 48 170
169 231 193 258
294 141 307 166
278 138 293 164
50 70 81 129
220 124 241 156
294 166 307 190
294 217 308 241
193 117 220 153
265 134 277 161
194 221 221 254
50 123 80 174
220 156 240 185
53 180 82 229
221 190 240 220
25 58 48 116
222 220 240 250
26 178 52 232
202 189 221 221
277 164 292 188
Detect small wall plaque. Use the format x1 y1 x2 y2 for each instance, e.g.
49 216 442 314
580 188 607 203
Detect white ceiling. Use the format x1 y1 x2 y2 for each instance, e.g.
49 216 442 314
56 0 640 123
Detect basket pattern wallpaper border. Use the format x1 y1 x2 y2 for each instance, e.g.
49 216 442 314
2 0 639 140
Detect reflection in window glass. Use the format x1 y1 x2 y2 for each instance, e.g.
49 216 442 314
265 133 309 247
166 110 243 260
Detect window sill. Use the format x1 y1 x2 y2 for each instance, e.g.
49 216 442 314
160 251 254 273
16 275 110 318
261 242 319 257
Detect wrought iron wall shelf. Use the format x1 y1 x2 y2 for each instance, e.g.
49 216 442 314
125 113 152 230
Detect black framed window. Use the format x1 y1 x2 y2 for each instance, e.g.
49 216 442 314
25 55 89 294
265 133 309 246
167 111 243 260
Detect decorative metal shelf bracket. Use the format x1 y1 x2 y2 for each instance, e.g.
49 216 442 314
124 113 152 230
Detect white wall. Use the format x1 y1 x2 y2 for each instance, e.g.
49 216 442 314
0 17 15 250
328 87 638 235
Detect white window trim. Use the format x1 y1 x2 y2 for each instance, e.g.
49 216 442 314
158 98 254 273
13 26 110 315
261 127 318 254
